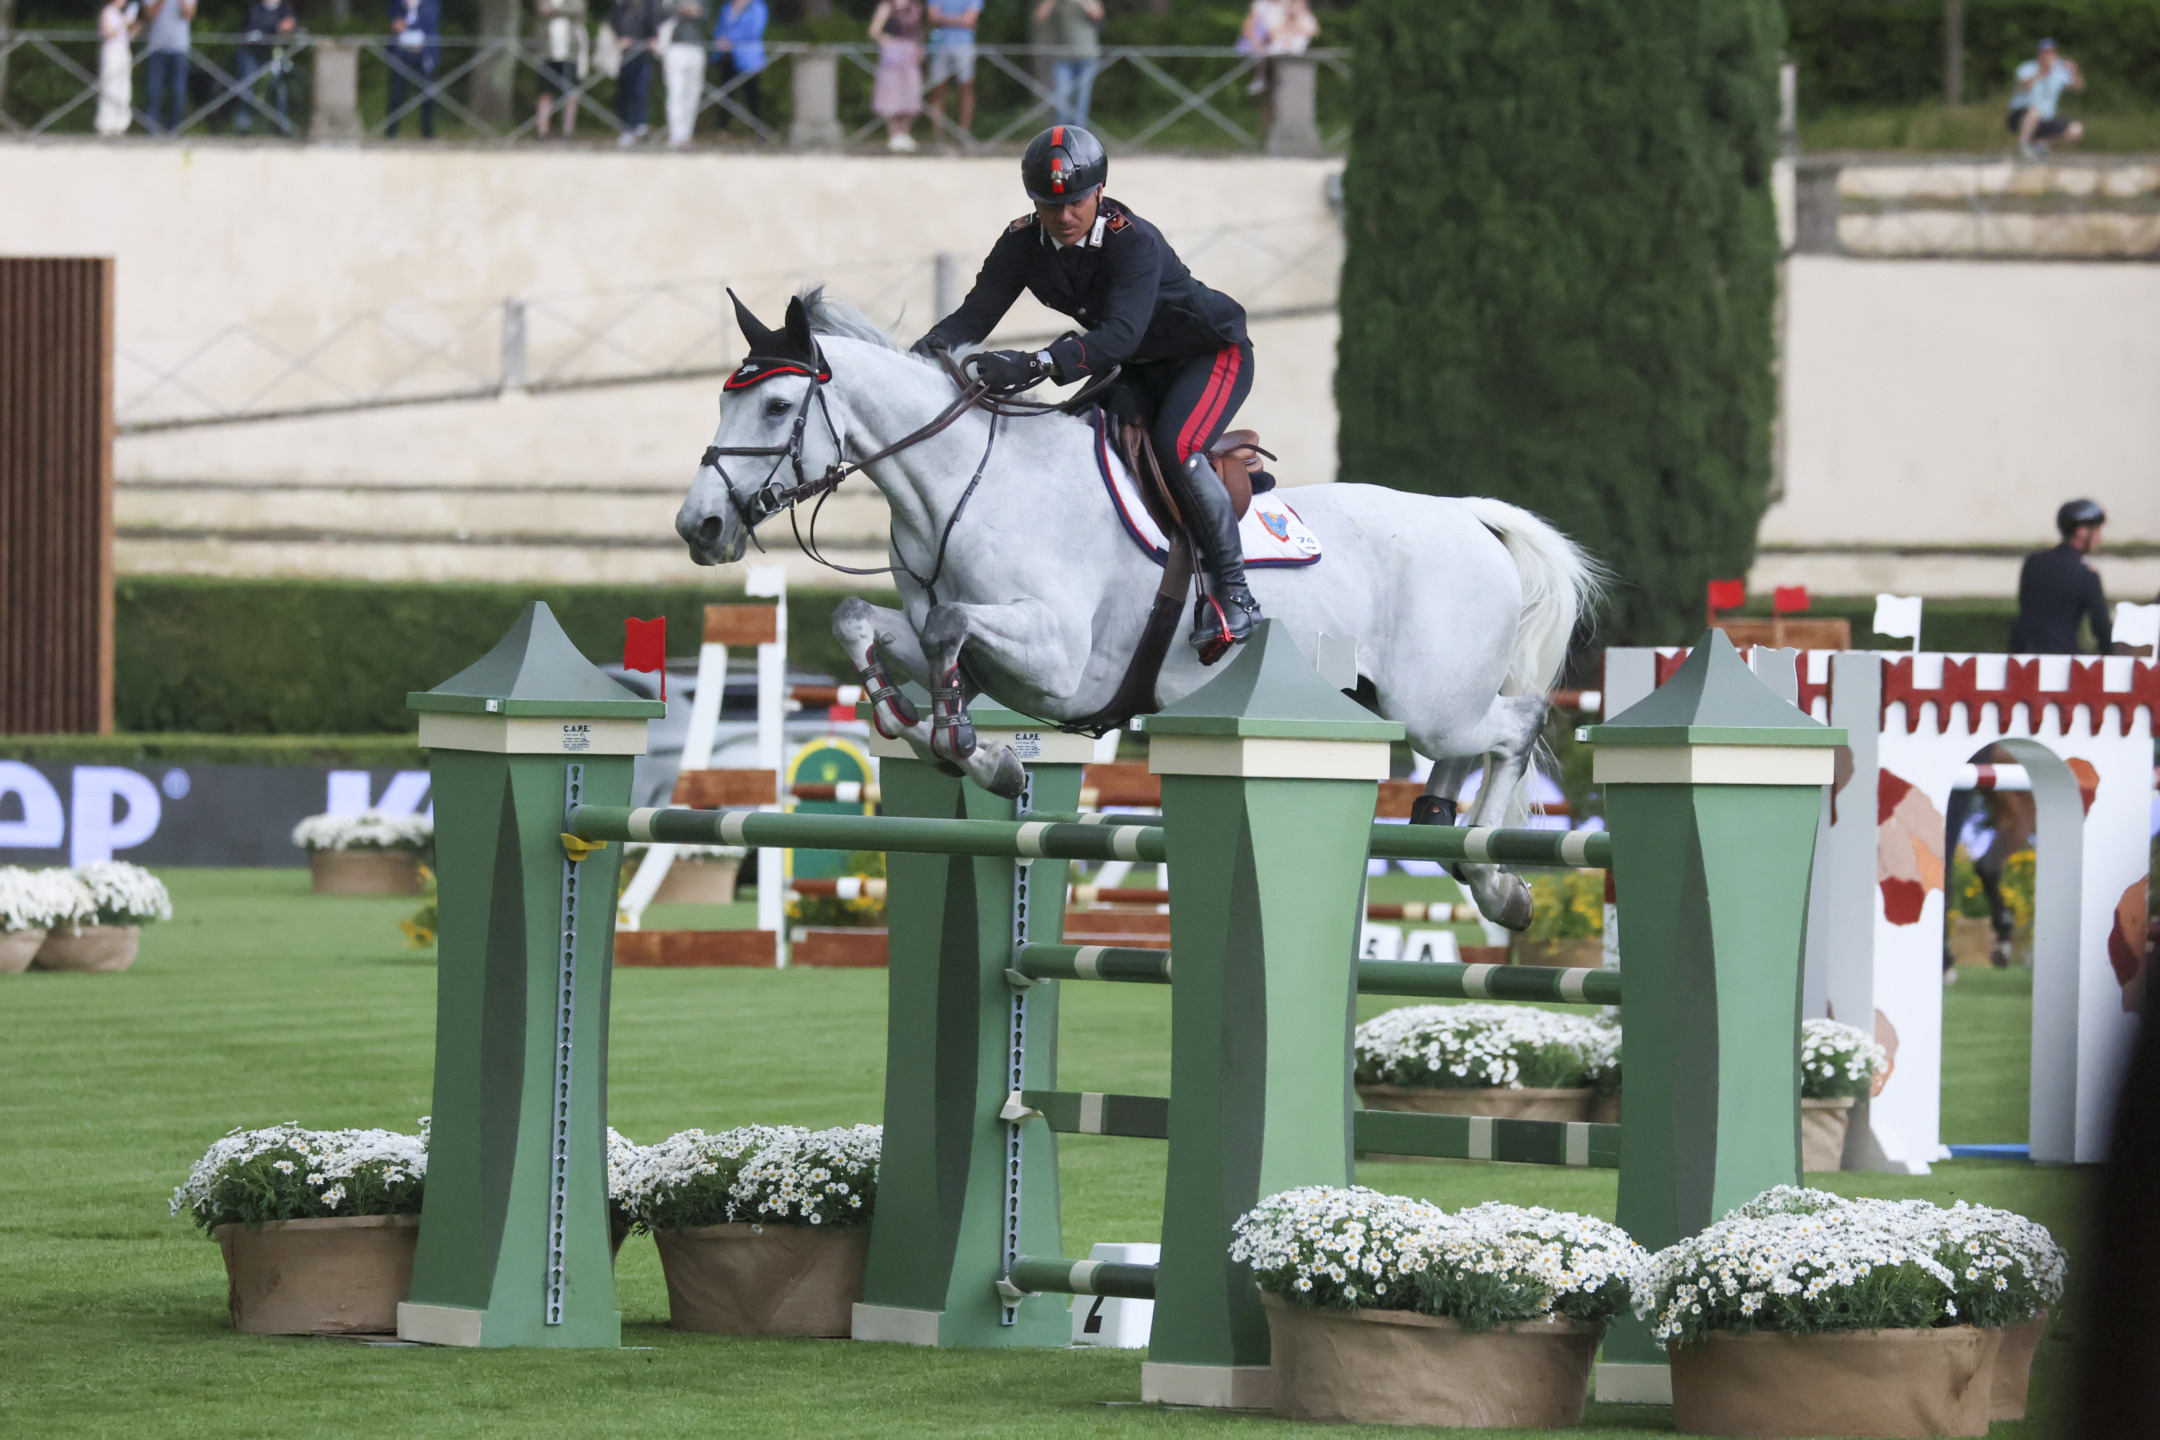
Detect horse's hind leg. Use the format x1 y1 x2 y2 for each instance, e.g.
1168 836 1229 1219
1414 755 1479 827
1419 695 1549 933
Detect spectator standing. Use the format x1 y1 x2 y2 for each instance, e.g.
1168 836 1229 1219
1034 0 1100 127
2011 499 2113 654
94 0 140 137
385 0 441 137
662 0 706 147
1238 0 1315 126
611 0 662 144
2008 38 2085 160
234 0 297 134
535 0 590 138
923 0 981 141
709 0 767 132
139 0 194 136
868 0 925 151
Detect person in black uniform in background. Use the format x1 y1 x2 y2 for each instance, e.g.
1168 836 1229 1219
911 124 1261 661
2010 498 2113 654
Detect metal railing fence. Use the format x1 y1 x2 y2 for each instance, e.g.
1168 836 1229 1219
1 31 1348 151
114 214 1343 432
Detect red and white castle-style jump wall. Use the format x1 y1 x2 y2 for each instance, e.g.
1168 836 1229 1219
1607 647 2155 1169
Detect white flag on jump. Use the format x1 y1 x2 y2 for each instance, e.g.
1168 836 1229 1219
1872 594 1924 653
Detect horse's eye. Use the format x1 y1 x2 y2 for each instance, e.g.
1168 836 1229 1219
765 397 792 418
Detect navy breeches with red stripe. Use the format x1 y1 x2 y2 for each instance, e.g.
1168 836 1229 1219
1130 339 1255 470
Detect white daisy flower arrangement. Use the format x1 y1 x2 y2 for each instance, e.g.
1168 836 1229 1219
290 811 434 855
1355 1003 1614 1090
0 866 96 933
1799 1018 1890 1100
171 1122 427 1231
615 1124 881 1231
1231 1186 1644 1329
71 861 173 927
1635 1185 2065 1347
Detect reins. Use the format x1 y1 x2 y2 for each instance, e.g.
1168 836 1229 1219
699 343 1118 604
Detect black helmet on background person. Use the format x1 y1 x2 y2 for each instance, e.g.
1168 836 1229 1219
1021 125 1108 205
2057 498 2107 536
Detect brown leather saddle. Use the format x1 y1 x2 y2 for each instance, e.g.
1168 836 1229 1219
1065 426 1273 731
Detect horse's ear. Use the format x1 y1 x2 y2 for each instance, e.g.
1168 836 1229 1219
782 295 817 363
730 289 782 354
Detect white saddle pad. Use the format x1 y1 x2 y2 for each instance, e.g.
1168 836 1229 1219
1090 412 1322 569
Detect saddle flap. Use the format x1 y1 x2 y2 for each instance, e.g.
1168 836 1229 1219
1120 421 1184 534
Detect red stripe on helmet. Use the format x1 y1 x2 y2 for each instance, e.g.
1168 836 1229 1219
1052 125 1064 146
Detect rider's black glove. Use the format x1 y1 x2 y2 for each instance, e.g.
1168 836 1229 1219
908 333 949 360
973 349 1048 392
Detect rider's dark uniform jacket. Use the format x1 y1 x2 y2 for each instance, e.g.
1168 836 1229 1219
2009 542 2112 654
920 196 1247 384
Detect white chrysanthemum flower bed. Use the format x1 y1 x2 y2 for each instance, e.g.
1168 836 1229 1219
1636 1185 2065 1347
72 861 172 927
615 1124 881 1231
1799 1018 1890 1100
291 811 434 854
1355 1003 1614 1090
0 866 96 932
171 1122 428 1230
1232 1185 1644 1329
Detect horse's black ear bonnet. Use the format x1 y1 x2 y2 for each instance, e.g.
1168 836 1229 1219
725 291 831 391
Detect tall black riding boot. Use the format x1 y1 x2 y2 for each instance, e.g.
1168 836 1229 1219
1171 452 1262 664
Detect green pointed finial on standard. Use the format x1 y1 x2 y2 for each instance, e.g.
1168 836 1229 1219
1587 629 1844 1401
398 602 662 1349
1142 622 1402 1409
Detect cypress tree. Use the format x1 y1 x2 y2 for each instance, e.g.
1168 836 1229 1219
1335 0 1785 646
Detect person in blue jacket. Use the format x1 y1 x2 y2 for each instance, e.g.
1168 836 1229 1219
710 0 767 130
385 0 442 137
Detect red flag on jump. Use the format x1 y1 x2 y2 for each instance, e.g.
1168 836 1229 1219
1772 585 1811 616
623 617 668 703
1705 578 1747 614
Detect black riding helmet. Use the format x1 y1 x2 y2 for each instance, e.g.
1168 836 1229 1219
1021 125 1108 205
2057 498 2107 535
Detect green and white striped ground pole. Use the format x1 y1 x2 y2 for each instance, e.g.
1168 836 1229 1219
851 697 1089 1347
1589 629 1843 1402
1141 623 1403 1408
396 602 662 1348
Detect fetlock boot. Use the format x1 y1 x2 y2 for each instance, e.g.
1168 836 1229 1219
1172 453 1262 664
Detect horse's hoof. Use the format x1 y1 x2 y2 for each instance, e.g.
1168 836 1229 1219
981 746 1027 799
1477 874 1536 933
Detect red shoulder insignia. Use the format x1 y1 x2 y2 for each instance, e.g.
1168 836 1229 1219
1105 211 1130 232
1008 214 1035 234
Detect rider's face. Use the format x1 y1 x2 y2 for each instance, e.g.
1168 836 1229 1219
1036 188 1101 247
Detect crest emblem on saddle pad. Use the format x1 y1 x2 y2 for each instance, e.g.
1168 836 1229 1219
1261 511 1291 542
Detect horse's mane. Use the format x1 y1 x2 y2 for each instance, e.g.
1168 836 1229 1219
798 285 932 360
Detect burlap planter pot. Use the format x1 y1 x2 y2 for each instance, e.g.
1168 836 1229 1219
1670 1327 2002 1438
213 1214 420 1335
1509 935 1606 968
651 856 741 905
1801 1095 1856 1172
1990 1311 2046 1421
33 924 141 973
309 849 423 896
0 927 47 974
653 1221 869 1335
1261 1293 1601 1428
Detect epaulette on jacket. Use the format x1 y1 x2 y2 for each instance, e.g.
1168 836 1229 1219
1008 213 1035 234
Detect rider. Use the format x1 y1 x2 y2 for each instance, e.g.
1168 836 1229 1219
909 124 1262 659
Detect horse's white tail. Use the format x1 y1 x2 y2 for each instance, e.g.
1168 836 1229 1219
1456 496 1606 698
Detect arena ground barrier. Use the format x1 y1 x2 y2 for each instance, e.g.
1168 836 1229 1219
394 604 1839 1411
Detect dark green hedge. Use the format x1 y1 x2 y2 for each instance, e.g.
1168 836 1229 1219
1787 0 2160 110
113 578 894 736
1335 0 1783 648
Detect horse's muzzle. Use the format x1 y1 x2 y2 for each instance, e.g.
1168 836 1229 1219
676 509 737 567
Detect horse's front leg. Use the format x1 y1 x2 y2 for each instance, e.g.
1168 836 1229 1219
832 596 925 740
917 597 1090 798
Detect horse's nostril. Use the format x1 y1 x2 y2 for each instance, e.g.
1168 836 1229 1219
696 516 723 549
